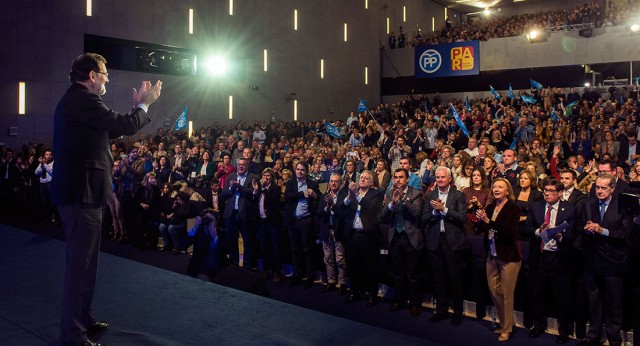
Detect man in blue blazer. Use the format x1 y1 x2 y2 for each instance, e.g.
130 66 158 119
52 53 161 346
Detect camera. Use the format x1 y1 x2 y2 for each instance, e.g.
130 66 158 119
201 215 214 226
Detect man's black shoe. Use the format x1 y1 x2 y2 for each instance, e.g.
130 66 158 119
87 321 108 336
428 313 449 323
528 328 541 338
322 284 336 292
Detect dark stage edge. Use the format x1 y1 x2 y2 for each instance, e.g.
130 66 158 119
0 225 438 346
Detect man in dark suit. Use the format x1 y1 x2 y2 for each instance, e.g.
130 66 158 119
221 157 259 268
525 177 576 344
560 169 586 205
251 168 282 282
52 53 161 346
284 161 321 288
316 173 348 294
342 170 384 306
559 169 589 340
589 159 632 198
380 168 423 316
170 143 189 181
421 166 469 325
617 131 640 172
578 173 633 346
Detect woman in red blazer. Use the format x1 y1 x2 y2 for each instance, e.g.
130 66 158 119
476 177 522 342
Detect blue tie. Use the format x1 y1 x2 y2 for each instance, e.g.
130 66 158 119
599 202 607 221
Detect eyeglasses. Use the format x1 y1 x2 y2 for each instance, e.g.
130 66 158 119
95 71 109 78
543 189 558 193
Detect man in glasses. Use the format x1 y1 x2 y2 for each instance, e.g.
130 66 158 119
525 177 576 344
52 53 161 346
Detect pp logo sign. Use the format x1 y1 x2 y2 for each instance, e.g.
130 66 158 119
419 49 441 74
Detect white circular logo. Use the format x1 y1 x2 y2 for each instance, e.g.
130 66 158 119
419 49 442 74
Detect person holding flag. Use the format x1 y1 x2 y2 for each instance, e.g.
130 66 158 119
449 104 470 139
174 106 188 131
489 85 501 100
530 79 543 90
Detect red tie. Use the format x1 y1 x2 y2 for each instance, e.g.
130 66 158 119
544 205 552 224
542 205 552 252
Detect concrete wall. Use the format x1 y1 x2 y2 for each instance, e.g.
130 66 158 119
0 0 383 148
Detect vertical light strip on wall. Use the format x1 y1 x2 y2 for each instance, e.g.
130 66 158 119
320 59 324 79
228 96 233 119
445 7 448 20
365 67 368 85
365 0 368 10
294 10 298 30
188 121 193 137
18 82 26 115
432 17 435 32
403 6 406 22
293 100 298 121
86 0 92 16
188 9 194 34
386 17 390 34
263 49 268 72
229 0 234 15
344 23 348 42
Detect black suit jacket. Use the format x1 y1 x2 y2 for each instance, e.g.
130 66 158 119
380 187 424 250
284 178 321 223
567 188 586 205
316 189 348 243
221 172 259 220
421 188 469 252
617 143 640 168
341 188 384 240
251 183 281 222
52 83 150 206
579 196 633 276
525 200 576 271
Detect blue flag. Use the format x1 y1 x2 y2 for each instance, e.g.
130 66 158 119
357 98 368 113
465 96 471 113
174 106 188 131
530 79 543 90
509 132 521 150
325 121 342 138
620 95 625 104
489 85 501 100
450 104 470 138
521 95 537 104
509 83 515 99
551 106 558 122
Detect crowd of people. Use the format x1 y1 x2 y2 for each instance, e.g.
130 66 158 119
2 81 640 345
388 0 637 47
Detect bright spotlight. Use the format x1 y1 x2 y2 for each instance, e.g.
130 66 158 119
483 8 491 16
529 30 538 39
204 56 228 76
584 82 590 87
631 24 640 32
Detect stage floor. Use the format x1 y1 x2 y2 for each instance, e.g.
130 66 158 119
0 224 438 345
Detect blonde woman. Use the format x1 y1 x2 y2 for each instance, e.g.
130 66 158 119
476 178 522 342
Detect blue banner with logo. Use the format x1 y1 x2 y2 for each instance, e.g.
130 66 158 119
415 41 480 78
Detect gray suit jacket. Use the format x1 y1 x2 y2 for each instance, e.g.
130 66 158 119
380 187 424 250
421 187 469 252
